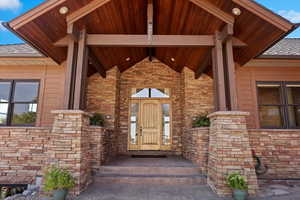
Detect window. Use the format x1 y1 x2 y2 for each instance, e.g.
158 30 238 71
0 80 39 126
162 104 171 145
131 88 170 98
257 82 300 129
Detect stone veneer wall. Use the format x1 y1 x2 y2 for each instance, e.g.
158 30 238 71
88 127 118 172
248 129 300 179
0 127 51 184
119 59 183 153
86 67 120 129
0 112 116 195
182 128 209 174
207 111 258 196
181 68 214 128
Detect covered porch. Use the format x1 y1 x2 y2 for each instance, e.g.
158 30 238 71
6 0 297 197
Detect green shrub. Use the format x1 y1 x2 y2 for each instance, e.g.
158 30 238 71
227 173 248 190
90 113 105 126
43 166 75 192
192 114 210 127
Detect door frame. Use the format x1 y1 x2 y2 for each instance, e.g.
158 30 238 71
128 98 172 151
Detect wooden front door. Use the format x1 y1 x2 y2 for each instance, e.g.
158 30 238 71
128 99 171 151
140 100 161 150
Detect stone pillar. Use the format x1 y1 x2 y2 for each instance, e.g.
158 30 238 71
207 111 258 196
48 110 91 195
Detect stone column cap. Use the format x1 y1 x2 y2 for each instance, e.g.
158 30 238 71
51 110 92 116
208 111 250 118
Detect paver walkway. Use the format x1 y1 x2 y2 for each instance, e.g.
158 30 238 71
75 182 300 200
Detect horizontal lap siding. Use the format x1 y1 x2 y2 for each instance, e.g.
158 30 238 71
0 64 65 127
236 66 300 128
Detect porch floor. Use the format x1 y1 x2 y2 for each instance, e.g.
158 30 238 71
105 155 197 167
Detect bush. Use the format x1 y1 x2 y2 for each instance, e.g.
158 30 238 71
90 113 105 126
192 114 210 127
227 173 248 190
43 166 75 192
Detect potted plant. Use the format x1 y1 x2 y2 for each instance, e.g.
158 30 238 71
90 113 105 126
43 166 75 200
227 173 248 200
192 114 210 127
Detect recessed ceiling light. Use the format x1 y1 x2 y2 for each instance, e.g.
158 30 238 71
232 8 242 16
171 58 175 62
59 6 69 15
126 57 131 62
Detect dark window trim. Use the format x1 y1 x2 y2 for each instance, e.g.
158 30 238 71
0 79 40 127
256 81 300 129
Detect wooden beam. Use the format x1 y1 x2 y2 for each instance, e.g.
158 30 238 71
232 0 293 32
9 0 67 29
88 48 106 78
212 32 227 111
74 28 88 110
66 0 111 25
147 0 153 41
218 24 234 42
225 38 238 110
55 34 247 48
195 50 212 79
189 0 235 25
63 37 78 109
67 23 80 42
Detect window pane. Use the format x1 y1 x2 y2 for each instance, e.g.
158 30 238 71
0 103 8 125
0 82 11 103
287 106 300 128
14 82 39 102
151 88 170 98
259 106 283 128
257 86 281 105
286 86 300 104
162 104 171 145
12 103 37 126
130 103 139 144
131 88 149 98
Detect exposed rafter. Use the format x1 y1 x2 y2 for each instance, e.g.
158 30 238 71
189 0 235 25
54 34 247 47
88 49 106 78
147 0 153 41
66 0 111 25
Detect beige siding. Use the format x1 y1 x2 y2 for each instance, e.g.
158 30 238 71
0 64 65 127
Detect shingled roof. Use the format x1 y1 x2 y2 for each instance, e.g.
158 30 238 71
0 38 300 59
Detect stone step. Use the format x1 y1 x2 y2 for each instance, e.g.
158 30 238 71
93 174 207 185
98 166 201 176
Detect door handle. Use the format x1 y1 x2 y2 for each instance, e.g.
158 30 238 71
140 127 143 135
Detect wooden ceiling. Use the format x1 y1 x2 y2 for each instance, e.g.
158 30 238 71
9 0 295 74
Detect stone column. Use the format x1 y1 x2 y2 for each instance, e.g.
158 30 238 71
48 110 91 195
207 111 258 196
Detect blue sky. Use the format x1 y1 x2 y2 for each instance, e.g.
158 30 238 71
0 0 300 44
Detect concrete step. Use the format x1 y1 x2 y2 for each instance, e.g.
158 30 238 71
94 174 207 185
98 166 201 176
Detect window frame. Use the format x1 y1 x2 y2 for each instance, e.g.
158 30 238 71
130 88 171 99
0 79 40 127
256 81 300 129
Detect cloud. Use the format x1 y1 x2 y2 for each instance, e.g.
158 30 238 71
278 10 300 23
0 0 22 11
0 21 7 31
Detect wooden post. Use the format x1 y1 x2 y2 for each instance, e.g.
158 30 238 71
225 38 238 110
74 28 88 110
64 38 78 109
212 32 227 111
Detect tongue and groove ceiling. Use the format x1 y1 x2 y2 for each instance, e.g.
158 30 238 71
9 0 295 74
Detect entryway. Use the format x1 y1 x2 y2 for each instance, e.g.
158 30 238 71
128 88 172 151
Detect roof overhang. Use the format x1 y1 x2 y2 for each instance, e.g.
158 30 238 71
5 0 296 73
